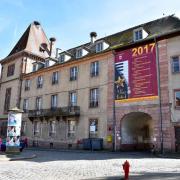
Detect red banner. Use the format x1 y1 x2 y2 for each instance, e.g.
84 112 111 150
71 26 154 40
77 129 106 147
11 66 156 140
115 43 158 102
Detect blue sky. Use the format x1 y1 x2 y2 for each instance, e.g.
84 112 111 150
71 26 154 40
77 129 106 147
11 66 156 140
0 0 180 60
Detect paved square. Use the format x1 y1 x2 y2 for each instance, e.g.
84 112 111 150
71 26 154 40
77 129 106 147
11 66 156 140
0 150 180 180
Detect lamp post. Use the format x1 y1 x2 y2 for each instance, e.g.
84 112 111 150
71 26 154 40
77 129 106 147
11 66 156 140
6 107 24 154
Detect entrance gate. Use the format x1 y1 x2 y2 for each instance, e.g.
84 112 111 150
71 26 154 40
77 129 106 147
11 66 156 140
120 112 153 151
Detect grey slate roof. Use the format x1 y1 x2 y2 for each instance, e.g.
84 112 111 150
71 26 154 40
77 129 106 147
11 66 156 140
61 15 180 59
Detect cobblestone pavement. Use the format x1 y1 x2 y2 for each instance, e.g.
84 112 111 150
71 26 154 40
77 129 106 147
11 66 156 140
0 150 180 180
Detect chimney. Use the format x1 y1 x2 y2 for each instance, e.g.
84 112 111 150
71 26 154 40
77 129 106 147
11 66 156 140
49 37 56 57
90 32 97 43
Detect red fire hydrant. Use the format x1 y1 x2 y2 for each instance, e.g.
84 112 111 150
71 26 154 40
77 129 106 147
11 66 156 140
122 160 130 180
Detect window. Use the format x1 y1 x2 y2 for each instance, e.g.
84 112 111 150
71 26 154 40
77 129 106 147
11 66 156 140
69 91 77 106
52 71 59 84
76 49 82 58
25 79 30 91
68 120 76 137
89 119 98 138
96 42 103 52
49 121 56 136
89 88 99 108
90 61 99 77
59 54 65 63
7 64 15 77
33 121 39 135
37 76 43 88
51 94 58 109
175 90 180 108
134 29 143 41
45 60 49 67
21 121 26 136
70 66 78 81
4 88 11 112
23 99 28 112
36 97 42 110
32 64 37 72
172 56 180 73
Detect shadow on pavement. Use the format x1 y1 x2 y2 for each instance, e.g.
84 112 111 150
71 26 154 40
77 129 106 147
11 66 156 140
23 149 156 163
87 172 180 180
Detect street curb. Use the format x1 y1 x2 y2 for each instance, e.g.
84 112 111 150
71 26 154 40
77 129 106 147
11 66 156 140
155 154 180 159
0 154 37 161
9 154 37 161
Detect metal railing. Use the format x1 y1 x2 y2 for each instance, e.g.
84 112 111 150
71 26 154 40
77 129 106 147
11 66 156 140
28 106 80 118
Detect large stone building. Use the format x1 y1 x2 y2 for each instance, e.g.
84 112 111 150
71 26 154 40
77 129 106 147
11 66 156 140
0 15 180 152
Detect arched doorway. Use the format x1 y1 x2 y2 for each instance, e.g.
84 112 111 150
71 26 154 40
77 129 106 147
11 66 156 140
120 112 153 151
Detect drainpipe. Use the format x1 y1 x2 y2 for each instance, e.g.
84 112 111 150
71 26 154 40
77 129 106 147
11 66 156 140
17 57 26 108
154 37 164 154
112 50 117 151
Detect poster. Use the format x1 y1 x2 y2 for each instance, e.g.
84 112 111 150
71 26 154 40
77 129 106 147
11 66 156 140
115 43 158 102
6 113 22 146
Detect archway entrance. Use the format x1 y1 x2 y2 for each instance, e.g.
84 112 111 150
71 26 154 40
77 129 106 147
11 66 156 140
120 112 153 151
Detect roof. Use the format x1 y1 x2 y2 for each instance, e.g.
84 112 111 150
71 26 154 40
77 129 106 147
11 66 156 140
61 15 180 58
4 15 180 65
8 21 50 58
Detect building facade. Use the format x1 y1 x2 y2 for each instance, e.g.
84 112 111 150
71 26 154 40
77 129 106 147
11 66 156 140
0 15 180 152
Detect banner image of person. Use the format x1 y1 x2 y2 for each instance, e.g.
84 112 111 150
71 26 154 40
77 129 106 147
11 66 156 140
115 43 158 102
6 113 22 147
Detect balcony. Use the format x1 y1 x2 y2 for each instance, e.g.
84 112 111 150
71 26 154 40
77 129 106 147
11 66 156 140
28 106 80 118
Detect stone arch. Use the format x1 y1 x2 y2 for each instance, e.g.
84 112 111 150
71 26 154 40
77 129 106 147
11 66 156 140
120 111 153 151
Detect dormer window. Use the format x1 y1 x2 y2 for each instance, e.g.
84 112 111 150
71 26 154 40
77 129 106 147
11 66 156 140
96 42 103 52
45 60 49 68
59 54 65 63
32 64 37 72
133 27 148 41
76 49 82 58
58 53 71 63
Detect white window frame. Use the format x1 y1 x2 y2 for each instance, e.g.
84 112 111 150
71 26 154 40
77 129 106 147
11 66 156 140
51 94 58 109
32 64 37 72
23 99 29 112
45 60 49 67
69 91 77 106
175 90 180 108
90 88 99 108
59 54 65 62
89 119 98 138
172 56 180 73
33 121 40 135
76 48 82 58
70 66 78 81
36 97 42 110
68 120 76 137
37 75 43 88
90 61 99 77
25 79 30 91
49 121 56 136
52 71 59 84
96 42 104 52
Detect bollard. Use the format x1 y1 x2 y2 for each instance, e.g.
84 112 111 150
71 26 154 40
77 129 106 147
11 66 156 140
122 160 130 180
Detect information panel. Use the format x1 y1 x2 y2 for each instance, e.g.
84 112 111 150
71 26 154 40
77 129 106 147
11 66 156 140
6 113 22 147
115 43 158 102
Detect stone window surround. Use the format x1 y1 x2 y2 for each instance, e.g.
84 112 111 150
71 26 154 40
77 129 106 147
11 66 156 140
171 56 180 73
7 63 15 77
174 89 180 109
89 118 98 138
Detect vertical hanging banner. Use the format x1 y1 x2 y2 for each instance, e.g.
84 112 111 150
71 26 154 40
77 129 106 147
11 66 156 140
115 43 158 102
6 113 22 147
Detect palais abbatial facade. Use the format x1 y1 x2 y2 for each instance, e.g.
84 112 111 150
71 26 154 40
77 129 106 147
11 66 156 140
0 15 180 152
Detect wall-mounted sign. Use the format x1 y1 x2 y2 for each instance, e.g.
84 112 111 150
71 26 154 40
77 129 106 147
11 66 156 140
115 43 158 102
